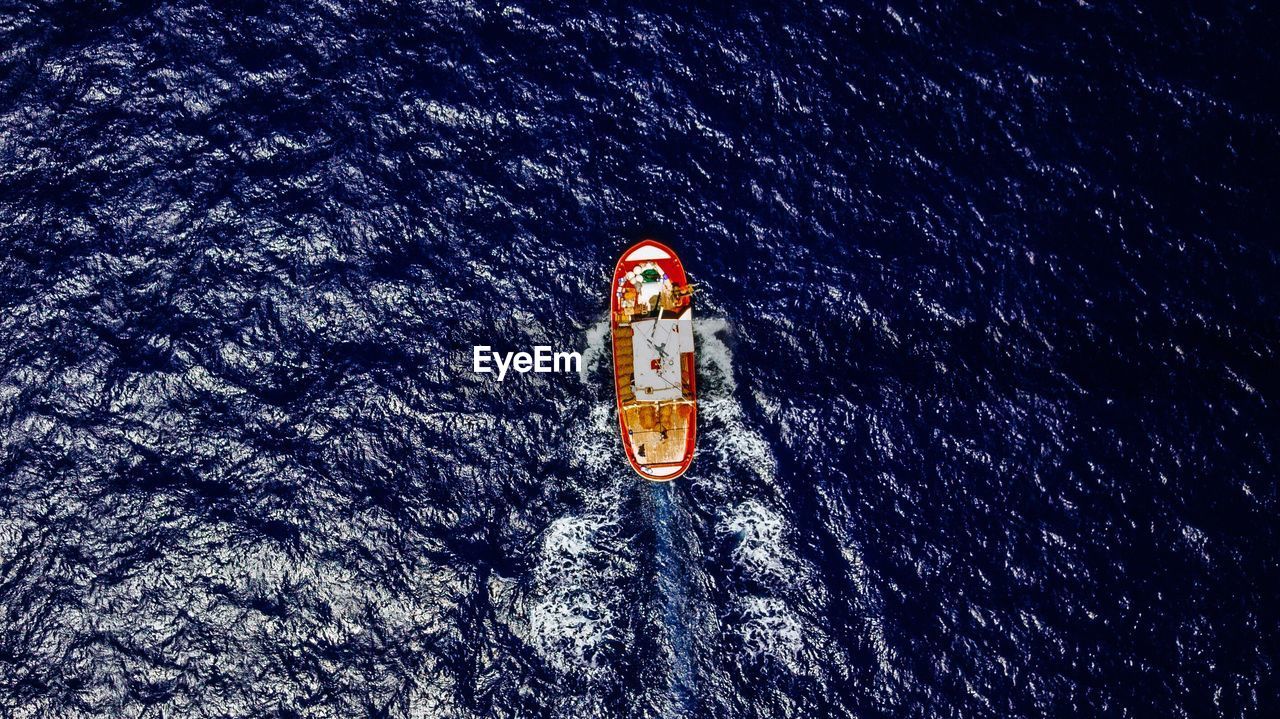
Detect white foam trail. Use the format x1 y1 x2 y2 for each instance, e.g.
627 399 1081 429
542 515 607 566
527 591 613 672
693 318 736 394
565 401 617 474
524 514 622 677
718 500 789 581
734 596 804 666
507 380 635 682
691 319 833 680
579 318 611 383
693 319 778 485
536 316 822 689
567 318 627 472
699 397 777 484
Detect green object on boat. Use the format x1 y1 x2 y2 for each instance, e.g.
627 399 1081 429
641 268 660 282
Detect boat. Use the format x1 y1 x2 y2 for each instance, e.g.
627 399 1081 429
610 240 697 481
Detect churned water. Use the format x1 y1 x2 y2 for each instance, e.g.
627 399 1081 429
1 2 1277 717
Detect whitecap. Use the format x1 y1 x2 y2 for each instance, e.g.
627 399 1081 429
718 500 789 581
734 596 804 667
517 514 629 679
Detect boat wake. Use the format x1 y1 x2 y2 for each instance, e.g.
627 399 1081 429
651 483 699 718
578 318 612 387
581 316 700 715
512 317 831 713
693 320 832 679
525 513 625 676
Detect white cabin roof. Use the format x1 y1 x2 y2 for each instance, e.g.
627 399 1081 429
630 317 693 402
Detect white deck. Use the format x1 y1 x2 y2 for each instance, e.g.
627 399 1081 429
630 317 693 402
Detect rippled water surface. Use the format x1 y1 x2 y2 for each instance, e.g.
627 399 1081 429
1 2 1277 717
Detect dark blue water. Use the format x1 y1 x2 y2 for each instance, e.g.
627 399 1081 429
1 1 1277 717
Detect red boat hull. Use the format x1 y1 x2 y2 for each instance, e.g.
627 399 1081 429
610 240 697 481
